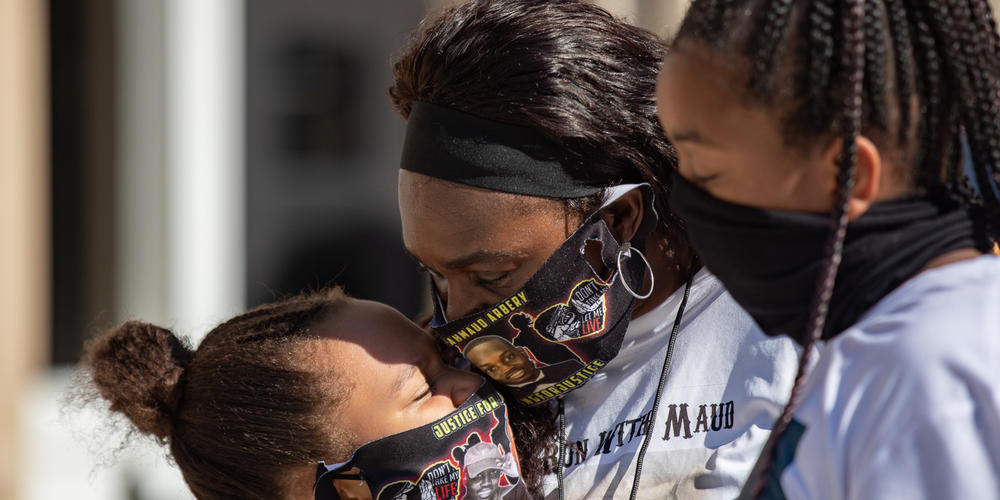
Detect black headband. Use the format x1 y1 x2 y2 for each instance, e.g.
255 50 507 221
400 101 605 198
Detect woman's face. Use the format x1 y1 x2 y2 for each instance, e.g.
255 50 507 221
398 170 581 320
316 297 483 443
656 43 839 213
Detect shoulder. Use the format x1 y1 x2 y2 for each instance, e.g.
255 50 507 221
796 256 1000 498
841 255 1000 374
812 256 1000 437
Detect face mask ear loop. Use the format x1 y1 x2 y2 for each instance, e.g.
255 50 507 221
628 270 693 499
617 242 655 300
314 465 364 500
556 396 566 500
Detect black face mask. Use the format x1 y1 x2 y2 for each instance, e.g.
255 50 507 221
430 186 657 406
668 171 976 345
314 381 528 500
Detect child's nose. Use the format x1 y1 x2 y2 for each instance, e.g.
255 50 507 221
438 368 481 408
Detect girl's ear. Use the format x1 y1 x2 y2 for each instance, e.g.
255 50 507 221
599 189 644 243
820 135 881 221
847 136 882 221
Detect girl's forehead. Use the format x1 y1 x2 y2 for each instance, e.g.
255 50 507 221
318 298 424 346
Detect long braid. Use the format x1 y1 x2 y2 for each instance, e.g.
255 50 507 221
909 5 947 189
905 0 986 232
748 1 866 496
961 1 1000 244
804 1 837 130
884 0 913 144
972 0 1000 202
932 0 1000 246
863 2 888 129
976 0 1000 57
748 0 795 97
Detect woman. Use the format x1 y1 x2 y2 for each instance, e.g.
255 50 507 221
390 1 800 497
83 289 531 499
657 1 1000 498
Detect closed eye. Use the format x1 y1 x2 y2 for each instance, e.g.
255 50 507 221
475 271 511 287
414 380 433 403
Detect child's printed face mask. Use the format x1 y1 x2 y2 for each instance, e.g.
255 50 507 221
430 185 657 406
313 381 528 500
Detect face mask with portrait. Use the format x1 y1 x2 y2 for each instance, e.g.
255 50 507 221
314 380 527 500
429 185 656 406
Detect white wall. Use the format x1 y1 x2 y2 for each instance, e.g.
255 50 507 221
23 0 246 498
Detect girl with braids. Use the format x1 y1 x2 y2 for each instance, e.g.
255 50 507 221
657 0 1000 498
82 289 538 499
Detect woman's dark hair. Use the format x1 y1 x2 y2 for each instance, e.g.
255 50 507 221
83 289 355 500
673 0 1000 495
389 0 683 243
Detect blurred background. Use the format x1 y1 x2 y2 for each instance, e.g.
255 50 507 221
1 0 697 498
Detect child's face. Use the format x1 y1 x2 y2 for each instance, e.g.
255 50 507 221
656 43 840 214
316 297 483 444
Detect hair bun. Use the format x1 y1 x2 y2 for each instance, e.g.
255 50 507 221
84 321 194 440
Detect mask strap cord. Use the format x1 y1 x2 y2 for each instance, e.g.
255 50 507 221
557 396 566 500
628 268 695 500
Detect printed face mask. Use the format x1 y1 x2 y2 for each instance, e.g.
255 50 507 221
431 185 656 406
314 381 528 500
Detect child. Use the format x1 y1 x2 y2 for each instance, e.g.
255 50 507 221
657 1 1000 498
83 289 532 499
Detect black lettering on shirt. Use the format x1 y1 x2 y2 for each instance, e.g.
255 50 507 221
664 403 694 440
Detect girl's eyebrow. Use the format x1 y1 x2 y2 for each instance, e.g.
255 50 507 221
392 364 419 395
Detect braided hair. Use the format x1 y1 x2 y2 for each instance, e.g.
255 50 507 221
673 0 1000 496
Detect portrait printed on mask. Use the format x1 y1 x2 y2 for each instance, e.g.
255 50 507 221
463 335 585 397
452 434 527 500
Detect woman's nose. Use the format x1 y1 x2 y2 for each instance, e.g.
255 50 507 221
444 283 495 320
